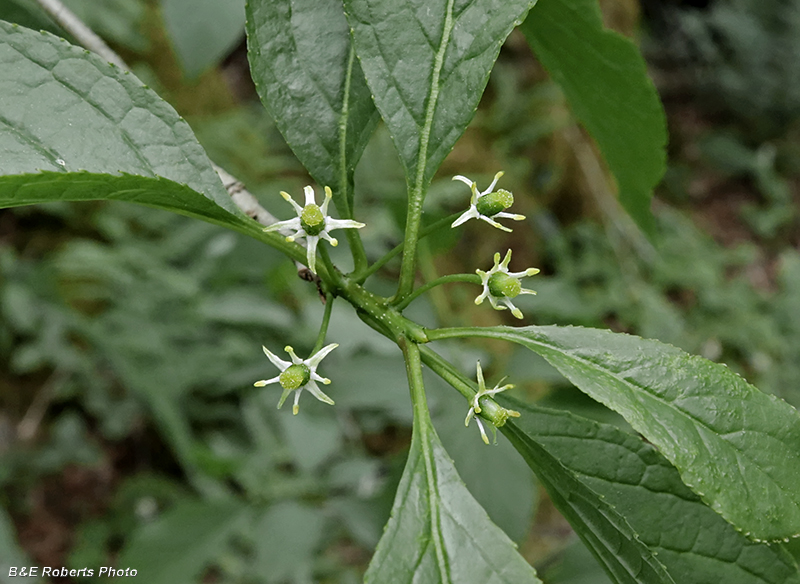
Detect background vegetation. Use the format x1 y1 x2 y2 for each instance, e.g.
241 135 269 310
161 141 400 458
2 0 800 581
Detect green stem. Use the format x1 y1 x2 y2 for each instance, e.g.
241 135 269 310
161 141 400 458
335 275 428 344
338 45 369 275
356 212 462 284
395 0 457 302
426 327 498 343
398 339 450 582
395 273 481 311
317 244 338 284
312 293 335 354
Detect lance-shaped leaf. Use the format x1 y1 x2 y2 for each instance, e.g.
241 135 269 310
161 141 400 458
428 325 800 542
521 0 667 232
501 415 674 584
344 0 535 190
501 398 800 584
365 409 541 583
0 22 285 248
246 0 378 217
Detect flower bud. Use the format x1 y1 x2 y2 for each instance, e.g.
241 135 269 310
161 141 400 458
487 272 522 298
476 189 514 217
279 363 311 390
300 204 325 236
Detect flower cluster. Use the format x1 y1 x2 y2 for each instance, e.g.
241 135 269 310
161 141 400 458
254 343 338 415
465 361 520 444
451 171 525 232
264 185 364 273
475 249 539 319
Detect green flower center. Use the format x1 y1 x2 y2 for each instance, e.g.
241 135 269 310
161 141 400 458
300 204 325 236
279 364 311 390
476 189 514 217
488 272 521 298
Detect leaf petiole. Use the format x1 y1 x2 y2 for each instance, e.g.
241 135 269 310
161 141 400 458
394 273 481 311
355 211 462 284
312 293 335 354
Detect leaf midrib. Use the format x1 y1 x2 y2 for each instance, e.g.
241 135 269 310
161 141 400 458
477 328 798 510
505 424 670 584
418 418 451 583
411 0 456 195
337 43 356 218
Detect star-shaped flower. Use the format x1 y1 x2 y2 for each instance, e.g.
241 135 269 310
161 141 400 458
465 361 519 444
451 171 525 232
475 249 539 319
254 343 338 415
263 185 365 273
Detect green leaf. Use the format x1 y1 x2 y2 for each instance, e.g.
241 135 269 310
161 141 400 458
119 499 248 582
246 0 378 217
0 22 226 203
0 23 292 251
161 0 244 78
500 410 675 584
365 411 541 583
521 0 667 232
430 325 800 541
502 398 800 584
344 0 535 189
0 172 249 230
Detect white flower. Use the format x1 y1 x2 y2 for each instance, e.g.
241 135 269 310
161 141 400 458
264 185 365 273
254 343 338 415
475 249 539 319
451 171 525 232
465 361 518 444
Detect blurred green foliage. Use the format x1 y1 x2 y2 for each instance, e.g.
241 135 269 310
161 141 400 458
2 0 800 582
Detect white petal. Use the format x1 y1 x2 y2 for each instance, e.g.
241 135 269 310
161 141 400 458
319 230 338 247
476 361 486 391
487 295 504 311
518 288 537 296
284 345 304 365
474 287 490 305
305 380 335 406
499 249 513 269
484 170 504 195
326 218 365 230
281 191 304 215
451 207 479 228
306 236 320 273
479 215 513 232
475 417 490 445
253 375 281 387
292 388 303 415
263 218 301 233
304 185 316 206
278 385 295 410
321 186 333 215
504 298 523 319
465 406 476 427
494 212 525 221
262 346 290 369
307 343 338 367
453 175 474 187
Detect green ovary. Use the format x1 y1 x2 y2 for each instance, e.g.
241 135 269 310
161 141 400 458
300 205 325 235
279 364 311 390
488 272 521 298
476 189 514 216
